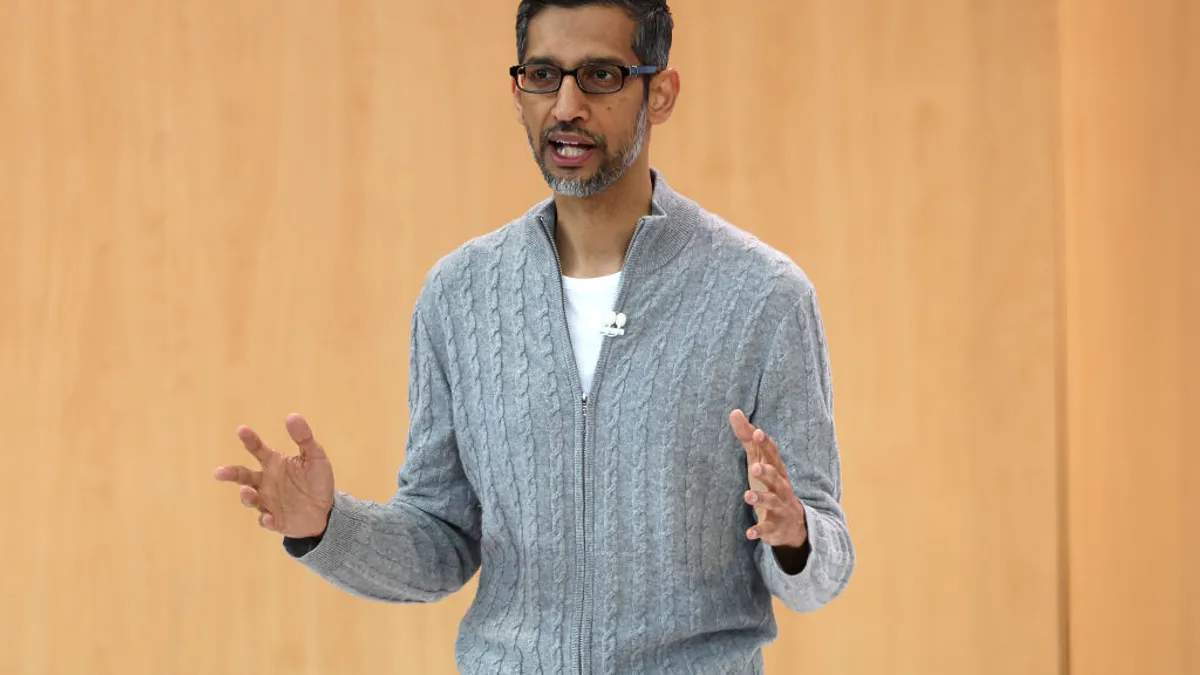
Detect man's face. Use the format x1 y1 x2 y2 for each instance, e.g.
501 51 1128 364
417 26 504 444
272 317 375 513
514 6 651 198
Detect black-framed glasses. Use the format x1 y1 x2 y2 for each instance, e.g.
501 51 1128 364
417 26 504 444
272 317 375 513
509 62 660 94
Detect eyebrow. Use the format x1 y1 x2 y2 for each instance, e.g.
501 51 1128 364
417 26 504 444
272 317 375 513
523 53 631 67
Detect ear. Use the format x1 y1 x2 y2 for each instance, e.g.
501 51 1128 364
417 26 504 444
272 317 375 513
647 67 680 125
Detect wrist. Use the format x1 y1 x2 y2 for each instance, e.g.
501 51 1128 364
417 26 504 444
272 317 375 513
772 538 812 575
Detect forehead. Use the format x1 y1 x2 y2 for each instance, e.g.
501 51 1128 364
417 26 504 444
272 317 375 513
524 5 639 65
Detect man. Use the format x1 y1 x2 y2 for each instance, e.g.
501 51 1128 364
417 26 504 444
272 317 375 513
213 1 855 673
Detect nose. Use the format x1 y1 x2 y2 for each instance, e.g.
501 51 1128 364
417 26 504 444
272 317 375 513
552 76 589 123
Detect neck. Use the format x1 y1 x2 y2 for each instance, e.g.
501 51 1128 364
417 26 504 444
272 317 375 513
553 163 654 278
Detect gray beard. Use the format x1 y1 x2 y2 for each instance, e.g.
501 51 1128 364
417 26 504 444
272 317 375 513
527 102 649 198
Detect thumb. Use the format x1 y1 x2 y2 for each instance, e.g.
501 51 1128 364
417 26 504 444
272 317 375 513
729 409 756 443
285 413 327 460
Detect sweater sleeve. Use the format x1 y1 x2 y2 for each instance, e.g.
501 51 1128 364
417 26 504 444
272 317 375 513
750 283 855 613
281 294 482 604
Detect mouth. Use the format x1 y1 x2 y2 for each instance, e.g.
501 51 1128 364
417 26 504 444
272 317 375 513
546 137 598 168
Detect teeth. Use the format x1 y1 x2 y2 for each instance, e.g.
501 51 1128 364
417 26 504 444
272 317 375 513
557 144 589 157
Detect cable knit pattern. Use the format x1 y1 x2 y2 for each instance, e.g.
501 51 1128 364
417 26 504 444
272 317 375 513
284 170 855 675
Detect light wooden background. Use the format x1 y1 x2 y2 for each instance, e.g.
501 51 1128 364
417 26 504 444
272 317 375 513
0 1 1194 674
1061 0 1199 673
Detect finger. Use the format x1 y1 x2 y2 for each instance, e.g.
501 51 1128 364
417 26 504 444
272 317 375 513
748 512 790 540
731 410 764 470
213 464 261 487
728 409 756 444
744 489 786 512
747 519 774 540
240 485 264 510
752 428 777 465
748 521 786 545
749 461 787 496
752 427 771 469
236 426 274 465
285 413 327 460
748 427 787 475
258 511 280 531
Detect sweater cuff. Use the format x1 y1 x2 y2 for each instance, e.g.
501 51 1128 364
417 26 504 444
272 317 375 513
281 491 371 577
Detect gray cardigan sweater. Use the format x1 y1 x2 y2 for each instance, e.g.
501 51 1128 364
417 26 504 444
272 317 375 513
285 170 855 674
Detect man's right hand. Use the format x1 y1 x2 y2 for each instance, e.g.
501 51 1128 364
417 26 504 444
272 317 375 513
214 413 336 538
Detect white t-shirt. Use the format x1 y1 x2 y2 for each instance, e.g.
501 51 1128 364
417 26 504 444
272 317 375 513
562 271 622 394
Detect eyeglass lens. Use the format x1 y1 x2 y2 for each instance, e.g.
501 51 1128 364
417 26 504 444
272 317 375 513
520 64 625 93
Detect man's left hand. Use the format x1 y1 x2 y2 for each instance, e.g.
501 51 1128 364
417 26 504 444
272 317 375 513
729 410 809 549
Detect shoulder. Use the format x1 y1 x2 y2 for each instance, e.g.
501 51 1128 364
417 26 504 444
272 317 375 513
684 202 818 314
416 214 531 309
680 207 831 360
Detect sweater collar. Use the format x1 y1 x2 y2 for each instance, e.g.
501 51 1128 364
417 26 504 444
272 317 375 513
526 167 696 277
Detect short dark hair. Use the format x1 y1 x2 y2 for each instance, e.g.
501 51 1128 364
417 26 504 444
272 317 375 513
515 0 674 68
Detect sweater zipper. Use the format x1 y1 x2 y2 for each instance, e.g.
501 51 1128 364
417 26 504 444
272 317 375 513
543 215 647 675
541 226 591 675
579 391 588 675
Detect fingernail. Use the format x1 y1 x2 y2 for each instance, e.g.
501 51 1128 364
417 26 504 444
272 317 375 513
749 529 759 539
751 464 761 476
748 492 758 504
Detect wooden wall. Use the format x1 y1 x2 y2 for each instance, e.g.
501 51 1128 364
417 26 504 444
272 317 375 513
1060 0 1199 673
0 1 1192 674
